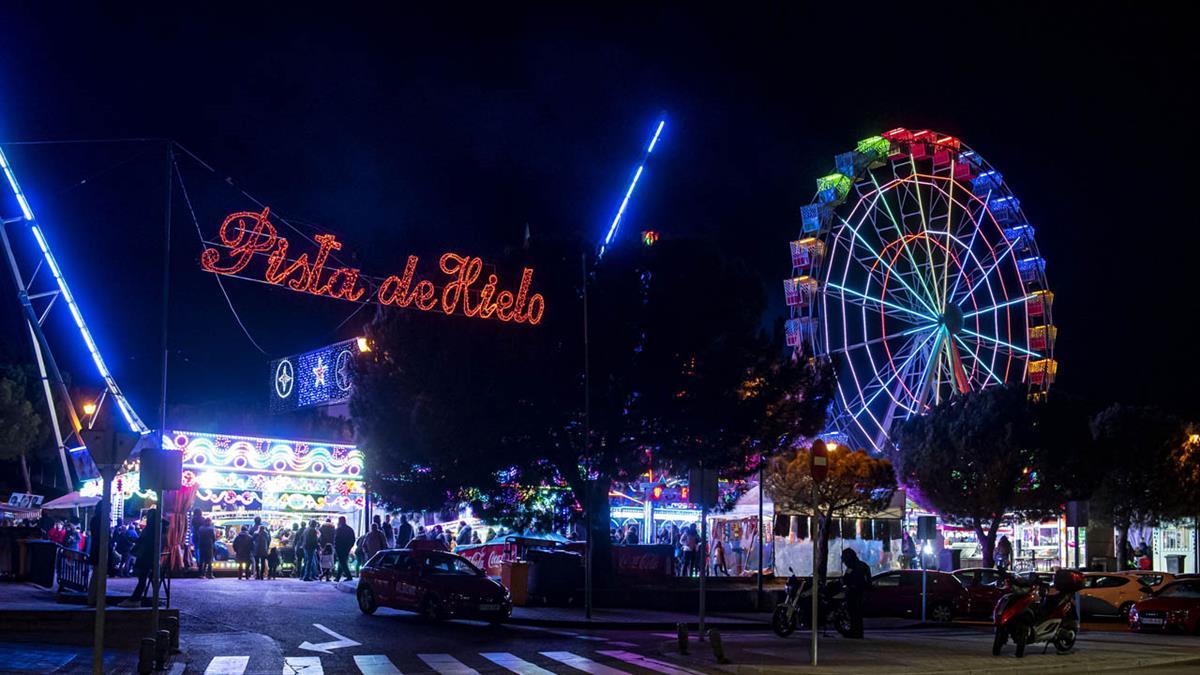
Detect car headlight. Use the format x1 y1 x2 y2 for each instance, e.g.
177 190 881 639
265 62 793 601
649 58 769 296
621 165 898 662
1129 606 1139 621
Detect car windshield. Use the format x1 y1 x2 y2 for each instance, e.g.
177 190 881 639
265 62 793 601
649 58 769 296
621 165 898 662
424 554 482 576
1158 582 1200 598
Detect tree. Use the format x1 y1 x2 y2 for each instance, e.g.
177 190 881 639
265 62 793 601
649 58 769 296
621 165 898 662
0 367 45 494
891 385 1093 568
1090 404 1190 569
765 445 896 581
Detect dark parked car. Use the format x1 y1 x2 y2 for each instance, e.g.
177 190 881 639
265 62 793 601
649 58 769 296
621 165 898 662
358 549 512 622
1129 579 1200 634
862 570 969 622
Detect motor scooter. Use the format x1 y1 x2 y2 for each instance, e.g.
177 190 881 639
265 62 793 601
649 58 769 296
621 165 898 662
771 567 852 638
992 569 1084 658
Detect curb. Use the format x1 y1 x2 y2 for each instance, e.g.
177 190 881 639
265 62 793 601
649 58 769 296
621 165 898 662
505 617 768 631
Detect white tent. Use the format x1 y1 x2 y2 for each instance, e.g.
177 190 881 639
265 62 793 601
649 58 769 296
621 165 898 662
41 491 100 510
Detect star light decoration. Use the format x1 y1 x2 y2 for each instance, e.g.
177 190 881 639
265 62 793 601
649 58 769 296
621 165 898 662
312 357 328 387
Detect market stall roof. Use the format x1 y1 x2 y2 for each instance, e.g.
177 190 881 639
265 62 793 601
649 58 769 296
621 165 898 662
0 503 41 516
41 491 100 510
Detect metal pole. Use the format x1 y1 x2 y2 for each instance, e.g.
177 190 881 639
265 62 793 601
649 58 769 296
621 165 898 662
810 484 818 666
582 252 592 620
699 466 708 638
92 468 114 675
921 548 928 622
151 142 173 630
757 463 764 609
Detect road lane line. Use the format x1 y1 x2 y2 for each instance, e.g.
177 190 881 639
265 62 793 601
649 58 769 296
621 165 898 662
596 650 705 675
539 652 631 675
480 652 556 675
418 654 479 675
354 654 402 675
283 656 324 674
205 656 249 675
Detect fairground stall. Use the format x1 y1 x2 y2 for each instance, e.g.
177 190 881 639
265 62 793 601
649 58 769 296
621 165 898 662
80 430 364 572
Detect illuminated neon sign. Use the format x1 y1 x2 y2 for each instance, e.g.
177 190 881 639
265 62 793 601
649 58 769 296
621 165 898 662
200 208 545 324
270 339 357 412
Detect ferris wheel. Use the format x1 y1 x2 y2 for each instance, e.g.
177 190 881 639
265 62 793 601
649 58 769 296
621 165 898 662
785 129 1057 452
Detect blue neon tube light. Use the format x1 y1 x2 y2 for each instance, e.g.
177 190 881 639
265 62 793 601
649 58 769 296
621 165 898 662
0 145 148 433
598 117 666 260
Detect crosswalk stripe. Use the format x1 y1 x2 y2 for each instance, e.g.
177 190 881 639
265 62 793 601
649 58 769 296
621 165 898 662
596 650 704 675
539 652 631 675
284 656 324 674
480 652 556 675
205 656 249 675
355 654 403 675
418 653 480 675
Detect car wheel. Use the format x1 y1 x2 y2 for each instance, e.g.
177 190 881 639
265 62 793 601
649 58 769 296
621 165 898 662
929 603 953 623
1118 601 1134 620
422 595 444 622
357 586 377 615
992 626 1006 656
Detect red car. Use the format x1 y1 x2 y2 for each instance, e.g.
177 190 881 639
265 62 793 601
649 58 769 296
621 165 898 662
863 570 970 622
357 549 512 622
953 567 1010 619
1128 579 1200 634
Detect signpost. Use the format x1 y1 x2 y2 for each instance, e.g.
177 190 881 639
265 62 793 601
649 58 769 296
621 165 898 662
687 465 718 637
809 440 828 667
79 408 140 675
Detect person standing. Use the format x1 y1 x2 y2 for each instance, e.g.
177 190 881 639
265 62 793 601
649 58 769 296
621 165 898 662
995 535 1014 572
292 523 305 577
396 515 414 549
197 518 216 579
233 526 253 580
713 537 728 576
363 522 386 561
456 520 473 547
841 548 872 639
120 510 159 607
334 516 356 581
255 525 271 580
319 518 336 551
383 515 395 549
303 520 320 581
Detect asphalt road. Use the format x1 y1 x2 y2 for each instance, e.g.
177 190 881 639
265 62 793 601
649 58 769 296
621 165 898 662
96 577 1200 675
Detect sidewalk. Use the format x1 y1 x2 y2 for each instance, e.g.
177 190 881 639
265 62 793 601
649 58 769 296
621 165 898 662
0 582 179 648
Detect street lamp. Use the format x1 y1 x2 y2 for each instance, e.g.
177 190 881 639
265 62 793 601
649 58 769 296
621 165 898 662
356 336 371 353
82 401 97 416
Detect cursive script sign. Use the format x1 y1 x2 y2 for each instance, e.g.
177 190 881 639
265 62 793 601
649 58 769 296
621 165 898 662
200 208 545 325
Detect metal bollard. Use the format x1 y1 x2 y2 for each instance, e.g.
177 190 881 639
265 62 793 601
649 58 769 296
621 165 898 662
155 629 170 670
707 629 730 664
676 622 688 654
163 615 180 653
137 637 156 674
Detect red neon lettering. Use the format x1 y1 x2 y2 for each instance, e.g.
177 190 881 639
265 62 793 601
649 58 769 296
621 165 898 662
200 208 278 274
201 210 545 324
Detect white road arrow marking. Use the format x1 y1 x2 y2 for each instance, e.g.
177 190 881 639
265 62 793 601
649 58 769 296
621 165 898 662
298 623 361 654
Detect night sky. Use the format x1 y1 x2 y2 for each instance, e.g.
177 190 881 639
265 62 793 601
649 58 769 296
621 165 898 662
0 5 1195 425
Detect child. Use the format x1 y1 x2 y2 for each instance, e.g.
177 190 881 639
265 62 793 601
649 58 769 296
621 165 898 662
267 547 280 580
319 543 334 581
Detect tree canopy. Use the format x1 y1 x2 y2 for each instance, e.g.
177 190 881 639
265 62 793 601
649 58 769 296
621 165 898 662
0 366 46 494
890 385 1092 566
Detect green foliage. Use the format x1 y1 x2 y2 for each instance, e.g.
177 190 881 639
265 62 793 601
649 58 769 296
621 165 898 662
891 385 1093 565
1091 404 1191 528
0 367 46 492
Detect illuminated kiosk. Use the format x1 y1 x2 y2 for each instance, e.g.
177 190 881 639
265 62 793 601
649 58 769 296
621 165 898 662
83 430 364 571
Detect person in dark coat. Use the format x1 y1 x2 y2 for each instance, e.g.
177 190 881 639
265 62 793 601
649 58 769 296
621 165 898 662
302 520 320 581
197 518 216 579
232 526 254 580
319 518 336 549
841 548 873 639
292 523 305 577
254 525 271 580
119 510 159 607
363 523 386 561
383 514 395 548
396 515 414 549
333 516 356 581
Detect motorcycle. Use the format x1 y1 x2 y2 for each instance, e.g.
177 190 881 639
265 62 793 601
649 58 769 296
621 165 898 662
771 567 852 638
992 568 1085 658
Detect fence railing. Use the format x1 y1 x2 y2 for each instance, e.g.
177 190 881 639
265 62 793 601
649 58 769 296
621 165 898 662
56 546 91 594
